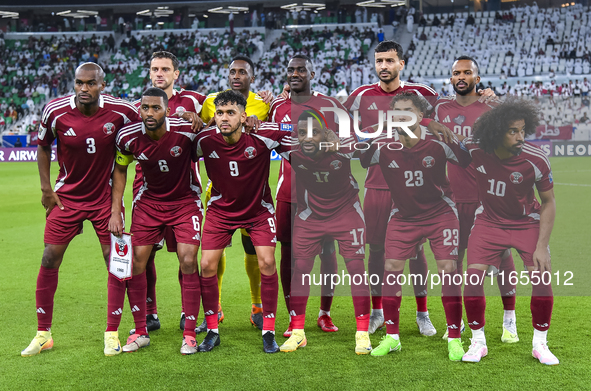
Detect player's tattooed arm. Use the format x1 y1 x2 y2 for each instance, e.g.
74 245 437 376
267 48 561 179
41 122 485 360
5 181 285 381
257 90 274 104
532 188 556 273
172 111 204 132
108 160 129 237
37 144 64 217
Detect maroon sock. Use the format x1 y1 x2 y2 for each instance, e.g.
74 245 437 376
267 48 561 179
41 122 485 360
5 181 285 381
182 272 201 337
463 268 487 330
289 258 314 322
178 268 184 313
200 275 219 330
145 253 157 314
382 270 403 334
368 248 385 309
441 271 463 338
498 253 517 310
319 248 337 311
127 271 148 335
346 258 371 317
409 248 429 312
106 273 126 332
279 243 292 313
530 273 553 331
36 265 59 331
261 272 279 332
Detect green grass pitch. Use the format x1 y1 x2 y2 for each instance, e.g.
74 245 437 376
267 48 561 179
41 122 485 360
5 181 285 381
0 157 589 390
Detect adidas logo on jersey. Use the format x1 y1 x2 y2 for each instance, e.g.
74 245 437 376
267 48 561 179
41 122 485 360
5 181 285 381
131 305 140 313
298 165 308 170
209 151 220 159
36 307 46 314
271 236 277 243
204 310 215 316
388 160 399 168
192 234 201 241
186 315 196 321
450 248 458 256
355 247 365 255
137 153 148 160
282 115 291 122
476 165 487 174
64 128 77 136
264 313 275 319
146 297 153 303
112 308 122 316
289 310 297 317
448 324 459 329
385 320 395 325
368 103 378 110
442 115 451 123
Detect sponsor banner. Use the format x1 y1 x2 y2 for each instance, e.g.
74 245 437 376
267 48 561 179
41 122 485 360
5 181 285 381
0 147 57 162
535 124 573 140
529 140 591 157
551 140 591 157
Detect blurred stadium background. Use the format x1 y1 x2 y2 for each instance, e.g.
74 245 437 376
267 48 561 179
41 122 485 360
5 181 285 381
2 0 591 150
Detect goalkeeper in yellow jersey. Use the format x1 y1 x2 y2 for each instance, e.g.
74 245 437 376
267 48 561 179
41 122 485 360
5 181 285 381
190 55 273 333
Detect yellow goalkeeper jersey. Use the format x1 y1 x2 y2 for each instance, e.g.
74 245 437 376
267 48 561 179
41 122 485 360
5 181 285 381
200 90 270 123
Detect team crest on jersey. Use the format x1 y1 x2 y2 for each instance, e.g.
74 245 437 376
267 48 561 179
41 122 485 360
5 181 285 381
115 238 129 256
453 115 466 126
330 160 342 170
170 146 182 157
422 156 435 168
103 122 115 135
244 146 257 159
510 172 523 184
175 106 186 114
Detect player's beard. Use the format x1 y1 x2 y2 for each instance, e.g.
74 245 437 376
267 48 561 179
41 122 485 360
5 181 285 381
300 142 319 157
220 122 241 137
509 142 524 156
144 116 166 132
378 69 398 83
153 79 172 91
453 81 475 96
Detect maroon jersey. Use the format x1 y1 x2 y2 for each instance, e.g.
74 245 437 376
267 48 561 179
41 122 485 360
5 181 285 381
344 81 438 189
362 126 470 222
195 122 292 223
38 94 137 209
132 88 206 195
269 91 348 203
116 117 202 205
464 139 553 228
288 136 360 220
433 97 496 203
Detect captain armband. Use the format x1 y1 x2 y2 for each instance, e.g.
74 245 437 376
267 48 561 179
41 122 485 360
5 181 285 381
115 150 134 166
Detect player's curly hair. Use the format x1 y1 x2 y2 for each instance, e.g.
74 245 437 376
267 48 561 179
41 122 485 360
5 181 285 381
389 91 428 114
214 90 247 111
472 98 539 153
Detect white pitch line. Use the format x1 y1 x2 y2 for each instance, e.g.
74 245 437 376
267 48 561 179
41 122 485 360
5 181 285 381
554 182 591 187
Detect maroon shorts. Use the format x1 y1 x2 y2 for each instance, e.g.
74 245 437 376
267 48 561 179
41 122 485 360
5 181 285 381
276 200 296 244
363 188 392 245
457 202 480 252
467 223 540 267
131 201 203 248
44 203 115 245
202 211 277 250
293 201 365 260
385 215 459 261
